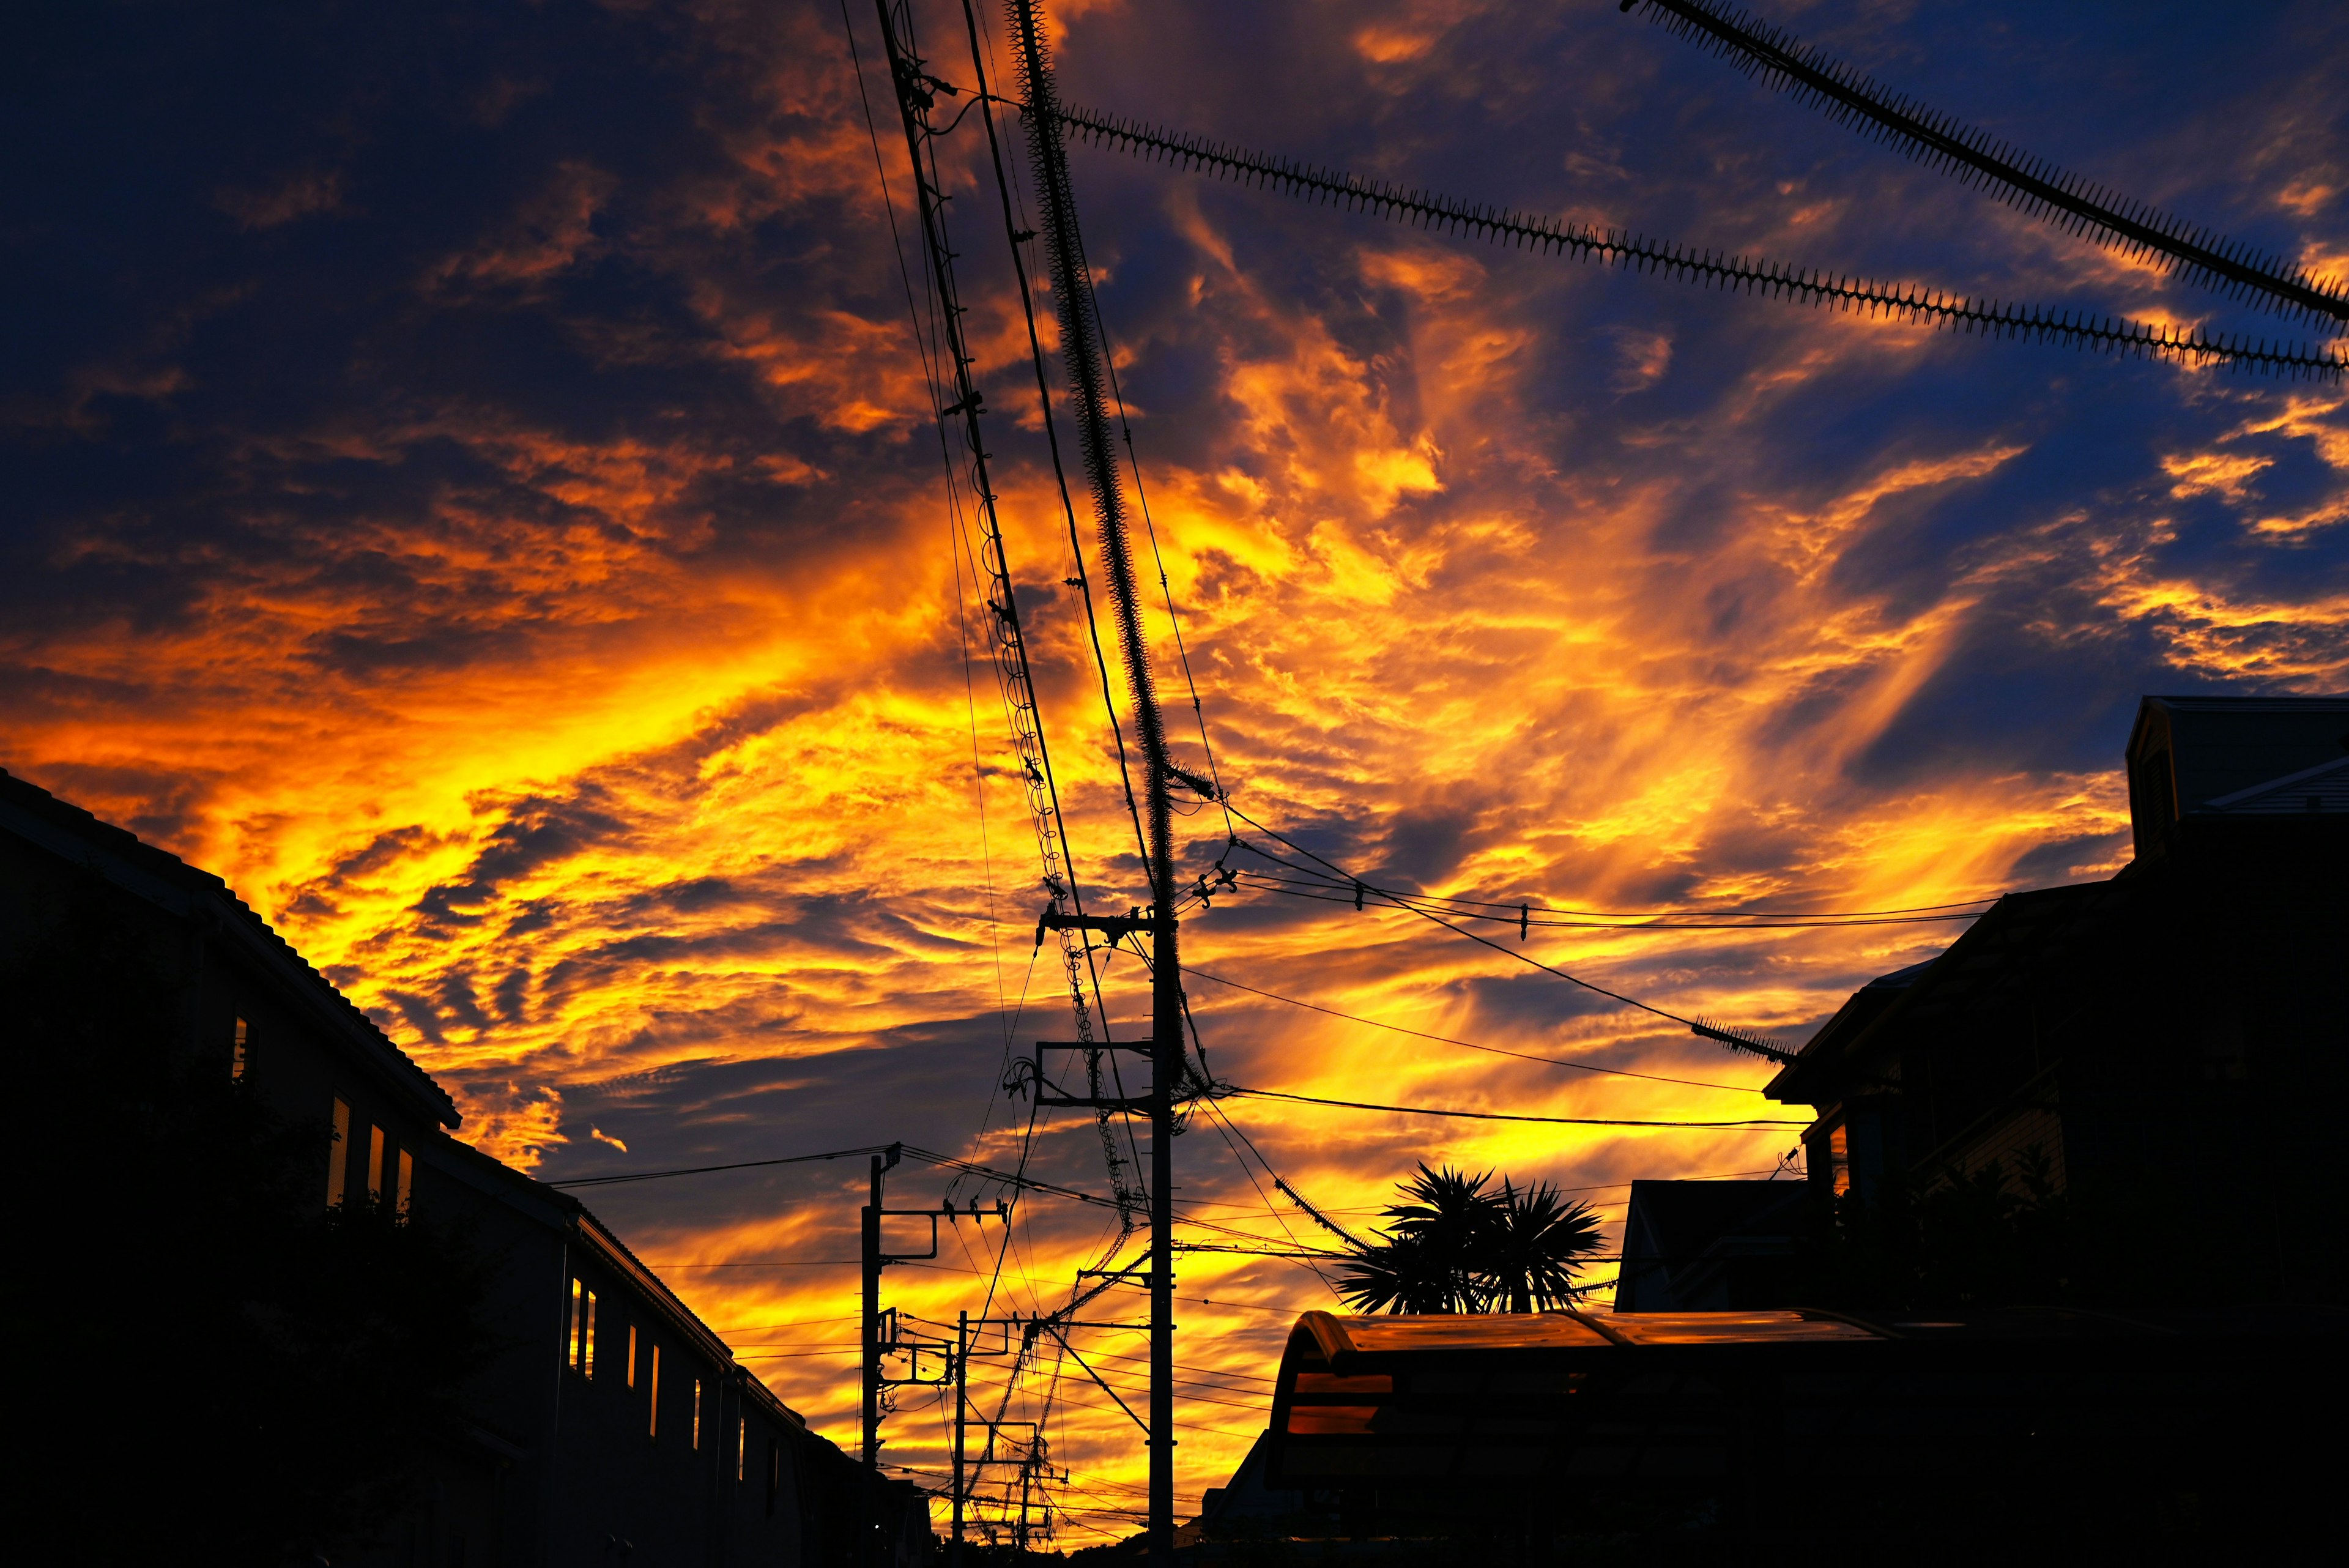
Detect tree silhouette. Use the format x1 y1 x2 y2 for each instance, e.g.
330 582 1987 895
1485 1179 1608 1313
1334 1163 1606 1313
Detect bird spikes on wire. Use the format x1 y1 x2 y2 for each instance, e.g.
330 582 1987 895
1622 0 2349 332
1688 1017 1797 1065
1055 105 2348 381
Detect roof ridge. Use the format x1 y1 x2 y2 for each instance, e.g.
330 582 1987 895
2143 693 2349 707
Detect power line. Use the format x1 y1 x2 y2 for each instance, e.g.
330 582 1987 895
1223 807 1798 1063
1622 0 2349 329
1220 1086 1807 1129
549 1143 898 1189
1055 106 2348 381
1231 865 1989 928
1182 964 1767 1093
955 0 1149 1241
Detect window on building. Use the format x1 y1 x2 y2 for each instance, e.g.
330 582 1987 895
232 1017 250 1080
627 1325 639 1389
395 1150 414 1216
738 1414 747 1481
366 1125 385 1203
566 1279 597 1377
1828 1123 1852 1197
327 1099 351 1207
648 1345 662 1441
692 1379 704 1451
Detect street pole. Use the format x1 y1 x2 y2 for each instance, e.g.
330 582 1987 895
952 1310 968 1566
1149 913 1176 1565
861 1150 887 1568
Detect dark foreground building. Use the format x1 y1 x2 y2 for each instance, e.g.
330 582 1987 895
1219 1306 2348 1558
1613 1180 1803 1311
0 768 927 1566
1770 694 2349 1306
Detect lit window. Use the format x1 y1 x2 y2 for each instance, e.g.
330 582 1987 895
692 1379 703 1451
565 1280 598 1375
649 1346 661 1440
232 1017 250 1080
1828 1124 1851 1197
327 1099 351 1207
396 1150 414 1216
738 1415 747 1481
366 1125 385 1202
627 1325 638 1389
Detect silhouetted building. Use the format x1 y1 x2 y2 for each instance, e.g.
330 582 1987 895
1244 1306 2347 1555
1178 1432 1306 1547
1614 1180 1803 1310
1769 694 2349 1304
0 768 926 1566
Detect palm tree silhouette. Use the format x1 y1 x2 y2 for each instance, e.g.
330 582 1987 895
1334 1163 1605 1313
1483 1179 1606 1313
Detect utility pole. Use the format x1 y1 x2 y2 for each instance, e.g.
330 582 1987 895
860 1146 897 1567
1000 4 1182 1559
861 0 1184 1551
863 1166 1004 1566
951 1310 969 1566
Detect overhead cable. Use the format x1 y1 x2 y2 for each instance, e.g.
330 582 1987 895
1621 0 2349 330
1234 870 2000 923
950 0 1148 1231
1232 866 1986 929
1054 106 2348 381
1220 1086 1806 1128
1182 964 1766 1092
1224 806 1799 1062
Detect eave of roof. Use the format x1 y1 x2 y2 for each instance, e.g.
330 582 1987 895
1764 882 2109 1105
409 1128 811 1430
2139 694 2349 713
0 768 459 1128
1289 1309 1885 1365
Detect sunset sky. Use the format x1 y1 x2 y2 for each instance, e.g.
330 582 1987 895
10 0 2349 1542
